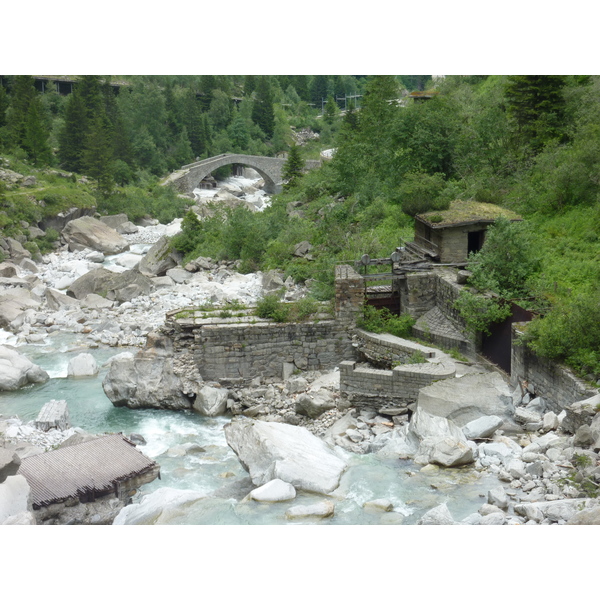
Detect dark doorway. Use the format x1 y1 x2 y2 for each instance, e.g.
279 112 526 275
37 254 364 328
467 230 485 255
481 303 534 374
366 288 400 315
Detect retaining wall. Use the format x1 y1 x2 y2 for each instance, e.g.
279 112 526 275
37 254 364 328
339 359 455 410
166 315 355 382
511 324 596 413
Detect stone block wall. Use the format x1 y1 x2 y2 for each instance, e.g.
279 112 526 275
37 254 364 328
335 264 364 327
511 324 596 413
354 329 435 366
339 359 455 410
168 318 355 382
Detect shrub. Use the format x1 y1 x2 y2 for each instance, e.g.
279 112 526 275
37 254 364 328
255 293 285 320
357 305 415 338
454 290 512 336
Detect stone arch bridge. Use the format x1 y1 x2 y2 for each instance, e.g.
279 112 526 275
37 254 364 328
161 153 322 195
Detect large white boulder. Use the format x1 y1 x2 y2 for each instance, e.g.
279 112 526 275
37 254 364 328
250 479 297 502
224 418 348 494
0 475 31 524
137 236 181 277
67 353 99 378
113 487 206 525
409 407 474 467
193 386 228 417
102 350 191 410
0 288 40 329
416 372 514 427
61 216 130 255
0 345 49 391
417 503 456 525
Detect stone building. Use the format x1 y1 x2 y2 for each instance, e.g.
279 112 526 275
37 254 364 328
410 200 522 264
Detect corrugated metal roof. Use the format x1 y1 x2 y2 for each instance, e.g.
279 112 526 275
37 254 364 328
18 434 158 509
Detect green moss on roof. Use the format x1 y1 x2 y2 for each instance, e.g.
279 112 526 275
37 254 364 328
417 200 522 228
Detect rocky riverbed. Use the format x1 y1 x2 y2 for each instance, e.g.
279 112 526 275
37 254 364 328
2 173 600 525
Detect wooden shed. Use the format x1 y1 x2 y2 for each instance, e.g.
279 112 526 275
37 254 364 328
412 200 523 264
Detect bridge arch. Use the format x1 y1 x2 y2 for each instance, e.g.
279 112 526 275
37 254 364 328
162 153 321 195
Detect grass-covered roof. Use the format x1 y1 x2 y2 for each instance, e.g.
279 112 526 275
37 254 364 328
416 200 522 228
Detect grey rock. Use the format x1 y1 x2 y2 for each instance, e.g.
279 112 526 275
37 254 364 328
193 386 229 417
113 488 206 525
250 479 296 502
363 498 393 512
0 262 18 278
86 251 105 263
285 501 334 519
567 505 600 525
99 214 129 229
562 394 600 434
487 486 509 509
462 415 504 440
67 353 99 378
0 288 40 328
479 512 507 525
409 407 474 467
0 345 49 391
416 372 514 427
295 390 336 419
542 411 559 432
262 270 285 292
224 418 347 494
137 236 181 277
68 267 153 302
102 346 192 411
0 475 31 524
5 238 31 262
417 503 455 525
80 293 114 309
45 288 79 311
61 216 130 254
0 449 21 484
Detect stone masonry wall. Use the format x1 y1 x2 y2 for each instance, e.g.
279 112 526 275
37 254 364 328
511 324 596 413
339 359 455 411
168 318 355 383
335 264 364 327
354 329 435 366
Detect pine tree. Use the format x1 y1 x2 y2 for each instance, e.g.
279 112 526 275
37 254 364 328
505 75 567 150
282 144 304 189
251 76 275 138
58 91 88 172
310 75 329 107
0 83 9 129
82 115 114 195
23 95 52 165
324 95 338 124
243 75 256 97
8 75 36 147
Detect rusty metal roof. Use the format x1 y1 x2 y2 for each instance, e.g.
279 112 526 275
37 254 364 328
18 434 158 509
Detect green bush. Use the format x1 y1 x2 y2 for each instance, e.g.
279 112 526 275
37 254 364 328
454 290 512 336
255 293 285 320
357 305 415 338
524 289 600 379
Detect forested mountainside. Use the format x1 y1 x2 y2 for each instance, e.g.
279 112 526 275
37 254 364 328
1 74 599 380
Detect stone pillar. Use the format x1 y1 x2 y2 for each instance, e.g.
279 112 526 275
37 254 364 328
335 265 364 327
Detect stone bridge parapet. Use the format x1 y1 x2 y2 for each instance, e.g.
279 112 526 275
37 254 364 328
162 153 321 195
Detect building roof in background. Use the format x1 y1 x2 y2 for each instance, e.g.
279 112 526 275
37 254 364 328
416 200 523 229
